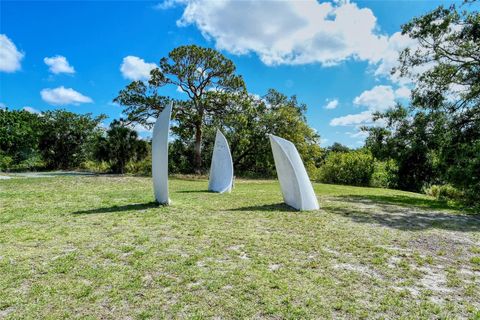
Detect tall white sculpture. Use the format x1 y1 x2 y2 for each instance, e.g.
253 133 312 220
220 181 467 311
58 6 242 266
152 102 173 204
269 134 319 211
208 129 234 193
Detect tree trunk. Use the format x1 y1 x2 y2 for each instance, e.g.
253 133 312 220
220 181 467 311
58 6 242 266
194 122 202 174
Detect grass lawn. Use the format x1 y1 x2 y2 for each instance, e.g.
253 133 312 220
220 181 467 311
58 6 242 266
1 175 479 319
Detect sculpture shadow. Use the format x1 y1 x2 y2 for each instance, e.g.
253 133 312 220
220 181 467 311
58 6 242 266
176 190 212 194
231 203 294 212
72 202 160 215
327 197 480 232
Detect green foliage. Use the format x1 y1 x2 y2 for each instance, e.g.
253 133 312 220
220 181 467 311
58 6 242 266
364 2 480 205
327 142 350 153
423 184 464 202
370 159 399 188
80 160 110 173
116 45 246 173
318 150 375 186
364 105 443 192
125 155 152 176
94 120 148 174
202 89 323 178
39 110 105 170
0 109 43 170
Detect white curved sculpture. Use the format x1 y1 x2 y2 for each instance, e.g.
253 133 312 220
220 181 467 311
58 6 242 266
269 134 319 211
152 102 173 204
208 129 234 193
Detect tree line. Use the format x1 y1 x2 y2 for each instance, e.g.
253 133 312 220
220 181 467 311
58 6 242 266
1 3 478 206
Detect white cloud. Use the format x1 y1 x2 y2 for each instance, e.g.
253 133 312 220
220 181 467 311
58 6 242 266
44 55 75 74
41 86 93 105
346 130 368 138
324 98 339 110
395 86 411 99
373 31 417 81
154 0 185 10
353 85 396 112
175 0 393 66
0 102 6 109
330 84 409 127
330 111 373 126
353 84 411 112
0 34 24 73
22 106 40 114
120 56 157 81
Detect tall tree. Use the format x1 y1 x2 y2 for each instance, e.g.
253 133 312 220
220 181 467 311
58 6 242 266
365 2 480 203
201 89 323 177
115 45 246 173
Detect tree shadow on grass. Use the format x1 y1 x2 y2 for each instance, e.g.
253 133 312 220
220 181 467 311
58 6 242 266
230 203 294 212
327 197 480 232
342 194 467 212
71 202 160 215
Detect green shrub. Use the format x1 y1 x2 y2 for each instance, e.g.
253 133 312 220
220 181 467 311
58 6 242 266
0 154 13 171
370 159 399 188
318 150 375 186
423 184 463 201
81 160 110 173
125 155 151 176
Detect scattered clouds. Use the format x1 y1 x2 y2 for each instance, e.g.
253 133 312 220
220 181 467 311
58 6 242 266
331 84 409 127
346 130 368 138
153 0 185 10
395 86 411 99
174 0 406 69
120 56 157 81
22 106 40 114
44 55 75 74
40 86 93 105
0 34 24 72
324 98 339 110
330 111 373 126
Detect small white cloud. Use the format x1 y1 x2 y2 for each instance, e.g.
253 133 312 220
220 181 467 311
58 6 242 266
120 56 157 81
41 86 93 106
0 102 6 109
324 98 339 110
330 111 373 126
44 55 75 74
0 34 24 73
154 0 185 10
353 85 396 112
346 130 368 138
22 106 40 114
320 137 329 146
395 86 411 99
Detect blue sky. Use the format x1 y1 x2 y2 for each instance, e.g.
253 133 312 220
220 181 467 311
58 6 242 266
0 0 458 147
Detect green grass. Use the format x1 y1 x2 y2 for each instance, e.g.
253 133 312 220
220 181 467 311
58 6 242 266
1 176 479 319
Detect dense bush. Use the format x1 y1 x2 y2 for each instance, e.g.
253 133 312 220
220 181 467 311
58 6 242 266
93 120 148 174
423 184 464 202
370 159 398 188
126 155 152 175
318 150 374 186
